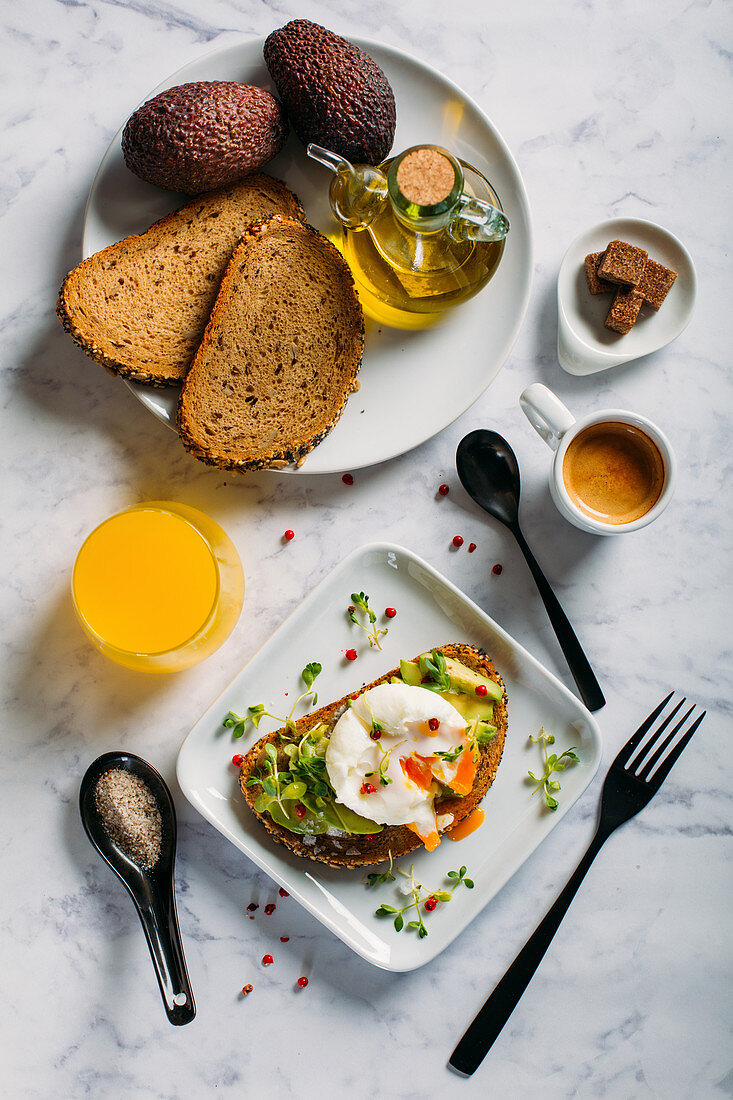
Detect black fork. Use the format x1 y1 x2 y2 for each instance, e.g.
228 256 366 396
449 693 706 1077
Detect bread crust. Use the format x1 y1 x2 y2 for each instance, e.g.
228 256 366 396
56 174 306 387
239 644 507 868
176 214 364 471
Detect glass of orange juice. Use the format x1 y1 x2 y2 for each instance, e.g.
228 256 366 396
72 502 244 672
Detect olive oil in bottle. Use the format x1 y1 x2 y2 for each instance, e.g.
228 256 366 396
309 143 508 329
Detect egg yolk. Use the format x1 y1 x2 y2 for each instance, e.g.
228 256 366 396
407 821 441 852
446 747 477 796
400 754 436 790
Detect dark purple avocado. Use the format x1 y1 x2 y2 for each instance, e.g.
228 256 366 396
122 81 289 195
264 20 396 164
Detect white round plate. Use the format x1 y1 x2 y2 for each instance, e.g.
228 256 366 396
557 217 696 376
84 36 533 473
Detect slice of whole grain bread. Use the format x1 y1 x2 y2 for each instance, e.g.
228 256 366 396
239 644 507 868
56 174 305 387
177 214 364 471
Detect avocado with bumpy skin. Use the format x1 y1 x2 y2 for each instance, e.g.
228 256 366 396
122 81 289 195
264 20 396 164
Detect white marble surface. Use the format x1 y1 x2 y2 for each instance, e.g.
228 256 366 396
1 1 731 1097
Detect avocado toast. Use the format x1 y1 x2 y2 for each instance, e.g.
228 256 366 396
239 644 507 868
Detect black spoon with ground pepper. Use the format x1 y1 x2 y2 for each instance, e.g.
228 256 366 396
80 752 195 1025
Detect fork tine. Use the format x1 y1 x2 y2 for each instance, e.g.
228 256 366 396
637 703 696 780
614 691 674 767
643 710 706 790
628 697 687 773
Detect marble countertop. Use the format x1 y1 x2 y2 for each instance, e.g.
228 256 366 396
2 1 731 1096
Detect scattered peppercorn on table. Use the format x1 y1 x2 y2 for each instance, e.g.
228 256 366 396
1 1 730 1097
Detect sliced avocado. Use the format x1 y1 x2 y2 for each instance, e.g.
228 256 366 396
400 658 423 686
266 797 382 836
322 802 383 834
268 801 330 834
442 690 494 723
417 652 439 679
444 657 502 702
475 722 497 745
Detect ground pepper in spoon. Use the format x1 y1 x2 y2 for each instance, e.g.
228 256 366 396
80 752 196 1025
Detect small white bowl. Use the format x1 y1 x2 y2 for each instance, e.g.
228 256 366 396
557 217 696 376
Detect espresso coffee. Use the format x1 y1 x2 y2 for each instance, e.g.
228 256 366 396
562 421 665 525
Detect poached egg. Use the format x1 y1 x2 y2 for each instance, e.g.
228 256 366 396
325 682 476 850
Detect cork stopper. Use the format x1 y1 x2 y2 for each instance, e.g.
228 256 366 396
395 149 456 207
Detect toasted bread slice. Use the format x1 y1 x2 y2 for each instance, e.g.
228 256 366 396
176 214 364 471
239 644 507 868
56 174 305 387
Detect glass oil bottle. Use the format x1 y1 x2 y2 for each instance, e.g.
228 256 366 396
308 143 509 330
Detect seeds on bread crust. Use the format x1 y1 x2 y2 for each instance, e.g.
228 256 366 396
177 214 364 471
56 174 305 387
238 643 507 868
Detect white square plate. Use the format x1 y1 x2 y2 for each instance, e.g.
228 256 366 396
177 543 602 971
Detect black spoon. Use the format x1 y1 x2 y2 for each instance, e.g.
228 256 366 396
79 752 196 1025
456 429 605 712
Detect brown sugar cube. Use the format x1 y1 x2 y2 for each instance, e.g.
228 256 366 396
584 252 614 295
637 257 677 311
598 240 648 287
605 286 643 334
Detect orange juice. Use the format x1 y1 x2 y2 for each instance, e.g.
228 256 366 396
72 503 244 672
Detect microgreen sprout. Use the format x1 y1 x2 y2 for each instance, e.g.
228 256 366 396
348 592 388 649
435 745 464 763
223 662 322 739
446 866 474 888
243 741 291 816
371 718 386 739
223 710 253 739
419 650 451 693
366 852 396 887
528 728 579 810
365 737 397 787
367 862 475 938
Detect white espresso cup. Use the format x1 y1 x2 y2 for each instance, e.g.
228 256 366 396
519 383 676 535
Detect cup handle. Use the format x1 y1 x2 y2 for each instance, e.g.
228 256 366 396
520 384 576 451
